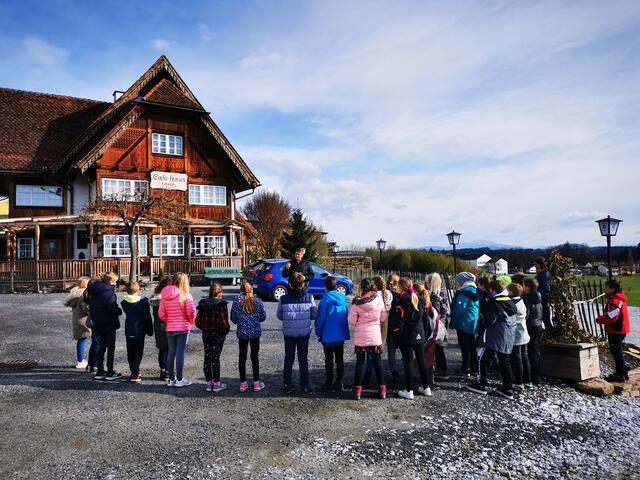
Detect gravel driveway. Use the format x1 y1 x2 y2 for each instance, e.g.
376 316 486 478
1 287 639 479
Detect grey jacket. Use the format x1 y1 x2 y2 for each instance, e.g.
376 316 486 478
480 292 518 354
277 289 317 338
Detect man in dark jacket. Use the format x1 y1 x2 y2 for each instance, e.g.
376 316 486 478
86 272 122 381
523 278 544 384
283 248 314 287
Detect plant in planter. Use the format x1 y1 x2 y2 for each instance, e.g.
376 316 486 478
540 250 600 381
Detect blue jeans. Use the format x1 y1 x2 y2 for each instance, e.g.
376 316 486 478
167 332 189 381
88 335 102 369
76 337 88 362
283 335 310 388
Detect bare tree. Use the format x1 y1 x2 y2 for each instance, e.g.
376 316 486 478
242 190 291 258
86 188 186 282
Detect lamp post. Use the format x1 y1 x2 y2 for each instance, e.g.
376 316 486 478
328 242 339 272
596 215 622 282
446 230 462 277
376 238 387 271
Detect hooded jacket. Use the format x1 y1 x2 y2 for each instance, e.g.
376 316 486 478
480 292 518 354
393 291 426 346
85 281 122 335
230 294 266 339
315 290 350 346
121 294 153 339
196 297 230 333
596 290 630 334
63 286 91 340
158 285 196 333
348 293 386 347
450 283 480 335
277 288 317 337
511 296 530 346
523 291 544 332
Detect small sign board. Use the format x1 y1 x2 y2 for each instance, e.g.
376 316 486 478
204 267 241 279
150 171 188 191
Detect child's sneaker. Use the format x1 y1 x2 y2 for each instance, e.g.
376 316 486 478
418 386 433 396
300 386 313 396
212 381 227 392
160 370 169 380
130 373 142 383
524 382 534 390
206 381 214 392
167 379 176 387
512 383 525 391
465 381 488 395
333 382 344 394
75 360 88 369
105 372 122 381
283 384 295 395
239 381 249 393
94 371 106 380
253 380 266 392
494 387 514 400
174 378 192 388
398 389 414 399
87 366 95 373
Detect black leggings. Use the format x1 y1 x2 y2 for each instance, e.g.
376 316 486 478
511 344 530 385
480 348 512 390
400 344 428 391
323 345 344 384
435 344 448 371
202 331 226 382
239 338 260 382
354 351 384 387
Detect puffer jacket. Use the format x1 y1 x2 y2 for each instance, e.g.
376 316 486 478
450 283 479 335
523 291 544 332
231 294 266 339
63 287 91 340
158 285 196 333
315 290 350 345
511 296 530 346
277 288 317 337
480 292 518 354
85 281 122 335
596 290 630 334
348 293 386 347
121 294 153 339
149 294 168 350
394 291 426 346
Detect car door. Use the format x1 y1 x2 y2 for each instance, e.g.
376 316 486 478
309 263 328 296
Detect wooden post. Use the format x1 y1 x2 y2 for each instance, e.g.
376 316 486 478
88 223 94 278
158 226 163 277
9 230 15 293
34 224 40 292
186 225 192 276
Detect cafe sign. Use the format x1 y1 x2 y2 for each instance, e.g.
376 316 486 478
150 171 188 191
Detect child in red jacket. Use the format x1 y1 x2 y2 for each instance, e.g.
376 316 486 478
596 280 630 382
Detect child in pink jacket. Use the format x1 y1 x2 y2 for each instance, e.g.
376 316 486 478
348 278 387 400
159 273 196 387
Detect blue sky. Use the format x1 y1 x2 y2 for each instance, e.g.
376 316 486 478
1 0 639 249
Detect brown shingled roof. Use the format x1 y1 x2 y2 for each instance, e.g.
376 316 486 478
0 88 109 172
143 78 204 110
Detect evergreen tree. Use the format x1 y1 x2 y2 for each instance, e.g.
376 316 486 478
280 209 320 261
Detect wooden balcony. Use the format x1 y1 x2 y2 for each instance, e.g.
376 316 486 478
0 256 244 291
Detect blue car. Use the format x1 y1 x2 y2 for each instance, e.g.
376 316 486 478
252 259 354 301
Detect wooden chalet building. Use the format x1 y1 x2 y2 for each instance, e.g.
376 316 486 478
0 56 260 289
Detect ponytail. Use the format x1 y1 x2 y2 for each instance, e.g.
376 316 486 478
373 275 389 305
241 282 257 314
399 277 419 311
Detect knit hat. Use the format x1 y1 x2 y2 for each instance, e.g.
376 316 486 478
456 272 476 285
496 275 512 287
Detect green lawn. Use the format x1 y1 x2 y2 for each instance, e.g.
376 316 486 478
580 274 640 307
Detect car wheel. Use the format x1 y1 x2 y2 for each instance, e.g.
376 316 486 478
272 284 288 301
336 284 348 295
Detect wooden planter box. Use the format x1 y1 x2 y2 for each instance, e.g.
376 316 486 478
540 343 600 381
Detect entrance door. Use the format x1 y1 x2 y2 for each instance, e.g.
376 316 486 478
41 238 63 259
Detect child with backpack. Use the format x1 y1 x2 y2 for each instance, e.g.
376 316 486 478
425 273 449 379
121 281 153 382
159 272 197 387
386 274 401 385
523 278 544 384
63 277 91 369
415 283 437 395
596 279 631 382
196 283 230 392
450 272 480 378
315 276 350 394
85 272 122 381
277 272 317 395
230 282 267 392
466 280 518 400
349 278 387 400
149 278 170 380
508 283 531 391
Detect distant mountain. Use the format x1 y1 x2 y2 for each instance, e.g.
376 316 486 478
418 240 521 251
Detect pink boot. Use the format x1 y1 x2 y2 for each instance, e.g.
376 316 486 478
378 384 387 399
353 385 363 400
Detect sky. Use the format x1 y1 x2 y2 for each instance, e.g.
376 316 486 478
1 0 639 249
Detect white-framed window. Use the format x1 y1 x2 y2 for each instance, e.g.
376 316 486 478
152 235 184 256
188 184 226 206
17 238 34 258
16 185 63 207
101 178 149 201
103 235 148 257
152 132 183 156
192 236 226 256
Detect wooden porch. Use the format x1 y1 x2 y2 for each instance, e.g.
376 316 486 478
0 256 243 291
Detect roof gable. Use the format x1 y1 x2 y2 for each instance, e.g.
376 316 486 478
142 78 204 111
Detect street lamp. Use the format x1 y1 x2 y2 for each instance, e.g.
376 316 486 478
376 238 387 271
596 215 622 282
446 230 462 277
328 242 339 271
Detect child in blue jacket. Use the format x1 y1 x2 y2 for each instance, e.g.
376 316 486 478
121 281 153 382
449 272 480 377
315 276 350 393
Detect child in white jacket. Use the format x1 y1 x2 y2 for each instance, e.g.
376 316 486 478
508 283 531 390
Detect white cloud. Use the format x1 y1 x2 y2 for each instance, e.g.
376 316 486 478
21 37 68 65
150 38 170 52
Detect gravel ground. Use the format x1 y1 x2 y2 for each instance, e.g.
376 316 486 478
0 288 639 479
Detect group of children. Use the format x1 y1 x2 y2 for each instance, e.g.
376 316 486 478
64 261 631 399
